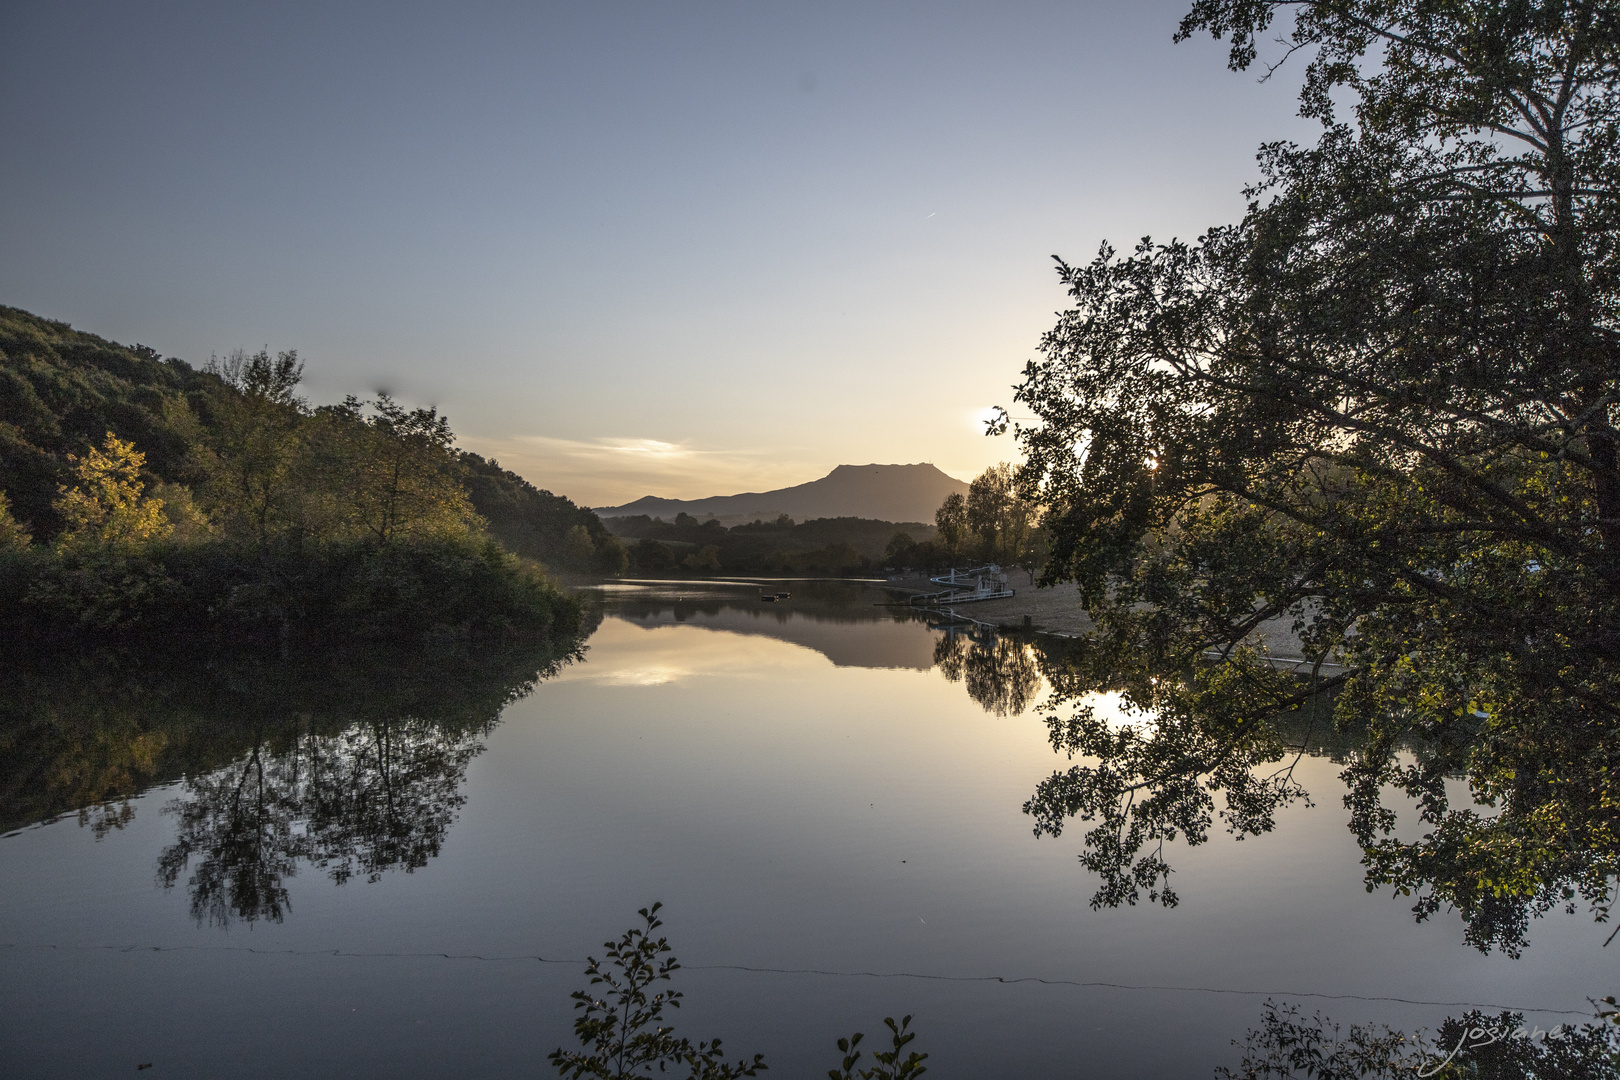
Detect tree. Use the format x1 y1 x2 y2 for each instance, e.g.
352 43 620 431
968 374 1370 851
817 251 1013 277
550 906 930 1080
630 538 676 574
53 432 172 547
318 394 479 543
447 453 628 573
884 531 915 567
933 493 967 565
681 544 722 573
0 491 31 550
1002 0 1620 952
202 348 305 542
964 463 1037 566
826 1016 928 1080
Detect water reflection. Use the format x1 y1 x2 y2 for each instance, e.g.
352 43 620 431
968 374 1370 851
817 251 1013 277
3 584 1606 1077
0 624 590 924
1013 616 1618 956
590 580 1063 720
14 574 1588 957
932 629 1043 717
917 592 1619 958
156 716 484 925
588 579 941 671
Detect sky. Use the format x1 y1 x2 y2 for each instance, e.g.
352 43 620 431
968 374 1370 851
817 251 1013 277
0 0 1310 507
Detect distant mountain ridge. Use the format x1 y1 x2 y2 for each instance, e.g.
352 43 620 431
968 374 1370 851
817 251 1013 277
596 463 967 524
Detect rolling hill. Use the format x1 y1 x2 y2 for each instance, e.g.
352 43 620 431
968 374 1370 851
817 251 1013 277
595 463 967 524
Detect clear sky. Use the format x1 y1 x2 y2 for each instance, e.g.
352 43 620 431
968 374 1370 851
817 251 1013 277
0 0 1307 507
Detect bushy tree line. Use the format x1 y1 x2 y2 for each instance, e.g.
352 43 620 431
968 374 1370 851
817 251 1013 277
0 305 624 570
0 306 604 638
600 465 1044 578
885 463 1045 571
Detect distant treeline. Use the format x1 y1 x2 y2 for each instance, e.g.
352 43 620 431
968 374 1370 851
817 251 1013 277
605 512 938 575
605 460 1050 578
0 305 613 639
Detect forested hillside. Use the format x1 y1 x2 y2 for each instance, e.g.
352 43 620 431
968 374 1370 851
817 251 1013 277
0 305 624 574
0 307 206 538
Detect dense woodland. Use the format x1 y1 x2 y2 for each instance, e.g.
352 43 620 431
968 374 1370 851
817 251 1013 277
0 305 613 639
606 511 934 575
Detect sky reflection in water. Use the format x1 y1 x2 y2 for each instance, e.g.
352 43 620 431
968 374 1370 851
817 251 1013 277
0 581 1608 1079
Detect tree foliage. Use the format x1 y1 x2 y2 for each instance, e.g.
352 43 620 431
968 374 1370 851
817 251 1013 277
965 463 1039 566
826 1016 928 1080
551 906 933 1080
201 347 304 541
933 493 967 564
0 305 622 572
0 306 205 539
550 903 767 1080
883 465 1042 570
302 394 477 543
608 513 923 576
0 491 30 551
461 452 626 574
53 432 173 547
1003 0 1620 952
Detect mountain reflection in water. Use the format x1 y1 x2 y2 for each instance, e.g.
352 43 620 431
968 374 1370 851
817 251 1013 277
591 579 942 671
589 579 1062 720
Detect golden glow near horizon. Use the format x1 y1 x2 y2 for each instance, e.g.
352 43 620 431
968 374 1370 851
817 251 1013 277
459 428 997 507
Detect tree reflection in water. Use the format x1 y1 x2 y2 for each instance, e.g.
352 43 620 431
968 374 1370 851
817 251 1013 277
157 717 483 926
1009 619 1617 956
1 617 592 926
932 629 1043 718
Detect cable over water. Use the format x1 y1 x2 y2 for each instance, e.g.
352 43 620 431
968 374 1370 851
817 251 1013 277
2 942 1592 1017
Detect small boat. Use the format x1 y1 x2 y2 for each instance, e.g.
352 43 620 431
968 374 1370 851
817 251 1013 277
775 592 791 600
759 594 778 602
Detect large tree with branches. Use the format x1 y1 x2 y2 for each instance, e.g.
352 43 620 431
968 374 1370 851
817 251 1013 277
1003 0 1620 953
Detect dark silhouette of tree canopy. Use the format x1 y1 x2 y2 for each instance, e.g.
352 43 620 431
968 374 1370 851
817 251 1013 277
964 463 1039 566
933 631 1044 718
158 715 483 926
1000 0 1620 952
0 622 592 920
933 493 967 565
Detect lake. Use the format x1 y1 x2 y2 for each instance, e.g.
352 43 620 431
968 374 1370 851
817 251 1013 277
1 579 1608 1078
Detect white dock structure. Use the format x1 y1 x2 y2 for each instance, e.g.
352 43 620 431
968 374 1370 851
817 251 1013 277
907 564 1015 608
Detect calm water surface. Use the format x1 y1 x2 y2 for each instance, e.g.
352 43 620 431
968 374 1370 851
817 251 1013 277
1 580 1609 1077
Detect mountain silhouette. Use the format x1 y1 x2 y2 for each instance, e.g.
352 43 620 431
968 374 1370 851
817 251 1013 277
596 463 967 524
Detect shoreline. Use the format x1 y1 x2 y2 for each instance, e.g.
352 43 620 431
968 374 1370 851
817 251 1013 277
881 568 1097 637
883 569 1343 671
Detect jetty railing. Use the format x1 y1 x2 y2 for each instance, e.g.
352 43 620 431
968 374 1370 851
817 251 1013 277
907 564 1015 606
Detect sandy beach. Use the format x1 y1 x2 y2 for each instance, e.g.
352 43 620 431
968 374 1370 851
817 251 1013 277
884 567 1329 668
